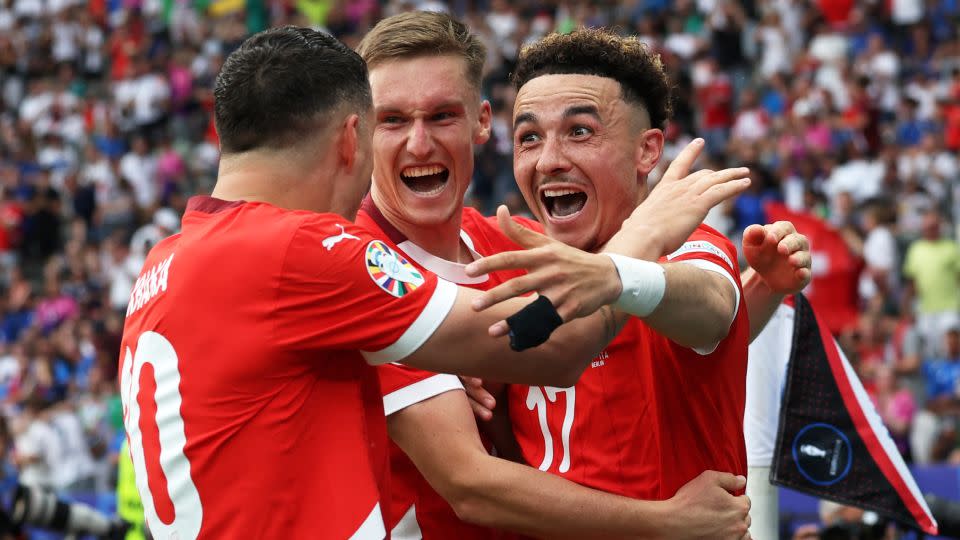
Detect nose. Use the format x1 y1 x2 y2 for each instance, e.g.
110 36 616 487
406 119 435 159
535 136 572 177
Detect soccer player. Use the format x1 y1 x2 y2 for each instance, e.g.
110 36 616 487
356 13 809 539
467 28 812 508
118 26 750 540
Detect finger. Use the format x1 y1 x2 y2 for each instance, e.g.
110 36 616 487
767 220 795 243
777 233 807 255
714 472 747 492
795 267 812 284
469 397 493 421
468 385 497 410
742 224 767 247
789 251 812 269
489 320 509 337
471 274 543 311
661 138 705 182
466 248 552 280
497 205 552 250
701 177 752 207
462 376 484 389
692 167 751 194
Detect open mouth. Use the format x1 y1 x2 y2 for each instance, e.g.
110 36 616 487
401 165 449 196
541 188 587 219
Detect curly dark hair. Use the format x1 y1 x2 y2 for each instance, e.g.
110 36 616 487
511 28 673 129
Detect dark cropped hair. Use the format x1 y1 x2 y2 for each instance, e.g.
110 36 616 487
511 28 673 129
214 26 372 154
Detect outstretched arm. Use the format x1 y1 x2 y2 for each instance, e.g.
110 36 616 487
465 140 753 351
390 389 752 540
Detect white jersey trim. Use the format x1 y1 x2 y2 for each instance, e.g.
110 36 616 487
383 374 464 416
361 279 458 365
666 240 736 270
674 259 740 355
397 229 488 285
350 502 386 540
391 504 423 540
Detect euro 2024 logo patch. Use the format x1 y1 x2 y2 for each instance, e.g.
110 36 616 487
366 240 425 297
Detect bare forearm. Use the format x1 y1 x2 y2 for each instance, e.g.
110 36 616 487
741 267 785 342
453 454 671 539
391 392 673 539
642 264 737 349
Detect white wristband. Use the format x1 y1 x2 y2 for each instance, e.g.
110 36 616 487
604 254 666 317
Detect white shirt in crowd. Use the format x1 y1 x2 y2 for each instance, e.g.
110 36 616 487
16 417 62 489
859 226 898 302
119 151 158 209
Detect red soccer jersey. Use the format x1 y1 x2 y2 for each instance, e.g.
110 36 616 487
119 196 458 539
358 197 528 539
508 225 750 500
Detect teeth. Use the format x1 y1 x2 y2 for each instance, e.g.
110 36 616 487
543 188 584 197
402 165 446 178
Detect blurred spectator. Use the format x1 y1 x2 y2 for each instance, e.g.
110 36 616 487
902 209 960 356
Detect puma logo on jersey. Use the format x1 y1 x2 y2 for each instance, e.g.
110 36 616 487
322 224 360 251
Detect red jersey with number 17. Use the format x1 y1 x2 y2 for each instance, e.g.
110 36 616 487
118 196 458 539
358 197 528 539
508 225 750 501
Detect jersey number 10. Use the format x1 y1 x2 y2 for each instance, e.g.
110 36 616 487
120 331 203 539
526 386 576 473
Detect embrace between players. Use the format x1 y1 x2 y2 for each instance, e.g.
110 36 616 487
118 12 812 540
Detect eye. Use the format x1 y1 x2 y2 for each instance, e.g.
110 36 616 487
432 111 456 121
517 131 541 145
380 115 404 125
571 125 592 137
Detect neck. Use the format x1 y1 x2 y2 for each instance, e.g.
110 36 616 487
212 150 333 214
371 191 471 263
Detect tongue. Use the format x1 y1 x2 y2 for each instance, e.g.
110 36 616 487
404 173 446 194
551 193 586 217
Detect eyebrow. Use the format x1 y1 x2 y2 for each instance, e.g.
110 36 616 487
514 111 536 130
513 105 602 130
375 100 467 116
563 105 601 122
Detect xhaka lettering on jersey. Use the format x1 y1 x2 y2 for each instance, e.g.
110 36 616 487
592 350 609 368
126 253 174 317
322 224 360 250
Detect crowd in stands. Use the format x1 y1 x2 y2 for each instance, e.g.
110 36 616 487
0 0 959 529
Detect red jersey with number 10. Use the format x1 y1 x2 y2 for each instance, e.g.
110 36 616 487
119 196 457 539
508 225 749 500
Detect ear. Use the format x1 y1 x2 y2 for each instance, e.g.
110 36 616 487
636 128 664 178
474 99 493 145
338 113 361 173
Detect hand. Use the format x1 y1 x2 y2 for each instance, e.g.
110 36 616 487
743 221 811 295
663 471 751 540
791 524 820 540
604 138 752 259
465 206 623 334
462 377 499 421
